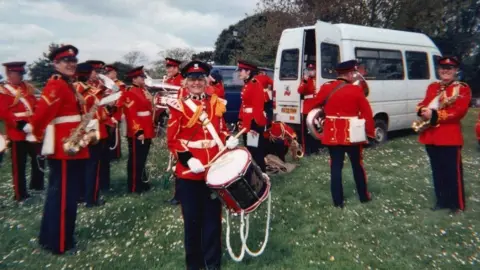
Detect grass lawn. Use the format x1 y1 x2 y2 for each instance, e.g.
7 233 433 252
0 109 479 270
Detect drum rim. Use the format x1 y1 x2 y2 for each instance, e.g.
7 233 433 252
0 135 6 153
205 148 253 188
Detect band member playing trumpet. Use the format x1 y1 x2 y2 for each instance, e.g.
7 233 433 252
76 62 108 207
415 56 471 213
311 60 375 208
237 60 268 172
85 60 105 88
116 66 154 193
166 60 238 270
28 45 89 254
0 61 45 201
297 61 320 155
104 64 126 160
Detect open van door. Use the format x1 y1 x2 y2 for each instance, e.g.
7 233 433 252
315 21 342 87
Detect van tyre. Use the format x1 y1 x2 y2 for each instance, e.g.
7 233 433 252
374 119 388 144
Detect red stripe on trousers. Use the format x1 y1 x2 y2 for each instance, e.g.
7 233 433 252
132 139 136 192
456 149 464 210
95 161 100 202
11 142 19 200
60 160 67 253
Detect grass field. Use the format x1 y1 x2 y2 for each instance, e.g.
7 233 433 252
0 110 479 270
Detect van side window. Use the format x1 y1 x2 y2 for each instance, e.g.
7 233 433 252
279 49 299 80
433 55 441 80
355 48 404 80
219 69 244 89
321 43 340 79
406 51 430 80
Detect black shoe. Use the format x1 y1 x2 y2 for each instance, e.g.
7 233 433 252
449 208 463 215
86 199 106 208
77 197 85 203
334 203 344 209
360 198 372 204
168 198 180 205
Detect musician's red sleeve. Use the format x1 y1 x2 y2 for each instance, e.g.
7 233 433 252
166 107 189 158
252 83 266 127
356 87 375 138
310 83 328 109
431 84 471 125
30 81 63 139
416 83 437 115
0 102 16 128
297 79 315 95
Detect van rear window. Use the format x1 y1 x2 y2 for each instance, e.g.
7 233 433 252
355 48 404 80
321 43 340 79
280 49 299 80
406 51 430 80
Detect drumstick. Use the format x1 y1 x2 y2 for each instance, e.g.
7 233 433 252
182 127 247 175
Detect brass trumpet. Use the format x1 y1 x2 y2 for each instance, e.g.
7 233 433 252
290 139 304 160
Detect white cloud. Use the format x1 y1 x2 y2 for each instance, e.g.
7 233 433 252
0 0 257 77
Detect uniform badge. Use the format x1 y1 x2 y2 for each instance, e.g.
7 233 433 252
194 63 199 69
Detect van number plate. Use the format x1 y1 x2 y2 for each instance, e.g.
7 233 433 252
281 108 297 114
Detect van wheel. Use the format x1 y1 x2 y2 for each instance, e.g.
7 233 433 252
374 119 388 144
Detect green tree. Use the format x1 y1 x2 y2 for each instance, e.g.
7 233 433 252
192 51 214 62
28 43 60 86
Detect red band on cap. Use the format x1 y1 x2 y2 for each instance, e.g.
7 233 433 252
238 62 255 70
186 66 206 74
7 67 25 72
54 49 76 61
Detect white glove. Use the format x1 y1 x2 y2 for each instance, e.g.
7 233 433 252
225 136 239 149
187 158 205 174
22 123 33 133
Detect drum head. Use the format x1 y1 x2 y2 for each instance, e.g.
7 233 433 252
206 148 250 187
0 136 6 152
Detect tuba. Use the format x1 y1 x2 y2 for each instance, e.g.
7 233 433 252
306 70 369 140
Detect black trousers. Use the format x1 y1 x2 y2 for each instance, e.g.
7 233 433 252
107 125 121 161
425 145 465 210
266 139 289 162
127 138 151 193
85 139 108 205
327 145 371 206
99 138 111 191
243 121 267 173
178 178 222 270
301 114 320 155
39 159 86 254
10 141 45 201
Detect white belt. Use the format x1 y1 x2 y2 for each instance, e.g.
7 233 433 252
137 111 151 117
243 108 253 113
52 115 82 124
304 94 314 99
14 112 31 117
41 115 82 156
180 139 217 149
326 116 358 120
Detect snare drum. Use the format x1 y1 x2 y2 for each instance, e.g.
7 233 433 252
206 147 271 215
0 135 6 153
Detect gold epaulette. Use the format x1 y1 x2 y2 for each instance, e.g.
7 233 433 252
251 78 257 83
126 86 132 91
454 81 469 87
115 80 125 86
0 84 5 94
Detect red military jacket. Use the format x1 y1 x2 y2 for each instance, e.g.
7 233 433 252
255 74 273 103
311 79 375 145
117 85 155 138
0 104 17 128
207 82 225 98
297 77 316 115
31 74 89 160
111 79 127 122
239 78 267 131
0 81 37 141
267 121 297 146
83 88 109 140
416 81 471 146
166 94 230 181
165 73 185 99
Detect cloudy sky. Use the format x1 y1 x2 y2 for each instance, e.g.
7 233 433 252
0 0 257 71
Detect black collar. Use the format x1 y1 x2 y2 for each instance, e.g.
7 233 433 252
337 78 350 83
187 93 207 100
